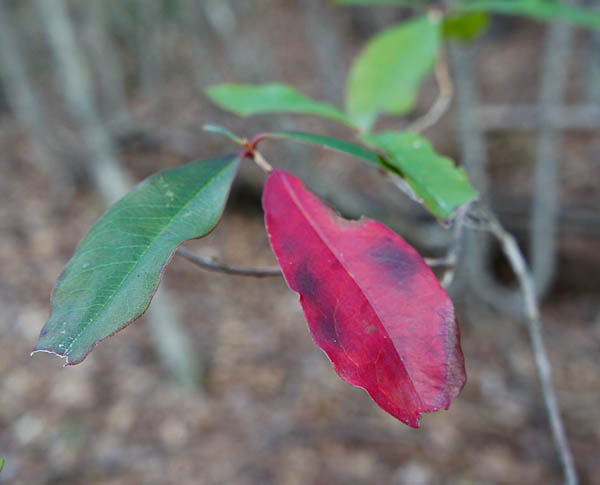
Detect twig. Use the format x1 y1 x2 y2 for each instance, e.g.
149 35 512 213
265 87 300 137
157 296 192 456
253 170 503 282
482 210 579 485
396 25 578 484
176 247 281 277
179 247 453 278
424 255 456 268
406 46 453 134
386 171 424 205
440 203 469 288
252 150 273 173
432 42 577 482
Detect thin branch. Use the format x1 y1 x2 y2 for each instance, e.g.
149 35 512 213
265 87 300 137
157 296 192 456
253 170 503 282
176 247 281 277
440 204 469 288
178 247 453 279
386 172 424 205
252 150 273 173
387 47 577 476
424 256 456 268
406 46 453 134
395 27 577 484
483 210 579 485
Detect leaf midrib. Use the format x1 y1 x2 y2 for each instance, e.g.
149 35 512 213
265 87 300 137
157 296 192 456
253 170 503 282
280 174 424 408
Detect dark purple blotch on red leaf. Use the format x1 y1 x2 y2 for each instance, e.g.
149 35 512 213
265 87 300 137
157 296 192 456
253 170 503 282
263 169 466 427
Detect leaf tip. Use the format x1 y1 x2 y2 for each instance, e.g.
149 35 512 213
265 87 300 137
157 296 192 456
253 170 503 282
406 416 421 429
30 347 70 366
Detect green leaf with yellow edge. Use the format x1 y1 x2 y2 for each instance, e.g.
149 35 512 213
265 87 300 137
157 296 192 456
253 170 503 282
34 155 240 365
345 16 441 132
360 131 478 220
206 83 354 127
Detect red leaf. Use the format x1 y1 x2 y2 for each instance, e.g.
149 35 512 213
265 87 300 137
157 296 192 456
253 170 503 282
262 169 466 427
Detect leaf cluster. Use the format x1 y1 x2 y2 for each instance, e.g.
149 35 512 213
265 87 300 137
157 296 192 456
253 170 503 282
34 0 599 424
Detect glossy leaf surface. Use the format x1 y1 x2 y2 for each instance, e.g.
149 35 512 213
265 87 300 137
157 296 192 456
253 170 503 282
263 170 466 426
361 131 478 220
34 155 240 364
206 83 353 126
345 16 440 131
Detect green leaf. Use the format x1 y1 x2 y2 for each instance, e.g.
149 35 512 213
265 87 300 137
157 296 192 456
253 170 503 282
203 124 244 144
34 155 241 365
0 456 4 472
360 131 478 219
457 0 600 30
264 131 381 165
206 83 354 127
345 16 440 132
443 11 490 41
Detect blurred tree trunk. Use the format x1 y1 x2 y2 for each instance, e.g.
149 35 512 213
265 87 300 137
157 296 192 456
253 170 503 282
134 0 163 97
304 0 345 106
450 42 520 312
34 0 130 204
585 3 600 103
530 18 572 298
0 0 63 181
35 0 201 387
202 0 281 81
80 0 130 124
178 0 220 87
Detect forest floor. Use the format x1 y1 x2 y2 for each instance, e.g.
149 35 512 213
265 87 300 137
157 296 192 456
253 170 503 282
1 5 600 484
